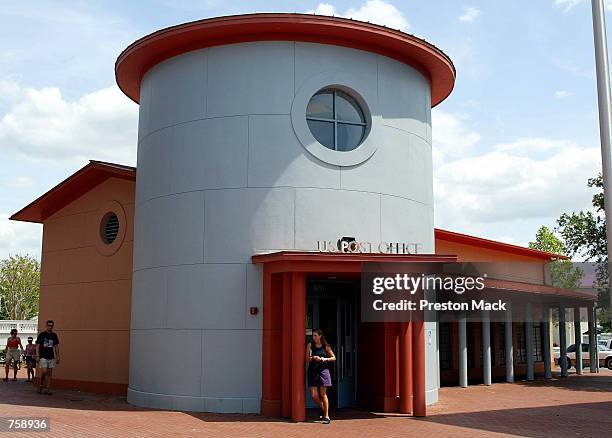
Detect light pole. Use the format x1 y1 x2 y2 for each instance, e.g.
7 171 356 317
591 0 612 322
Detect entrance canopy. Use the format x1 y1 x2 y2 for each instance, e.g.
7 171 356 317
253 251 458 274
252 251 458 421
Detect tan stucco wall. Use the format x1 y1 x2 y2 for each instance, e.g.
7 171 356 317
39 177 134 392
435 239 548 284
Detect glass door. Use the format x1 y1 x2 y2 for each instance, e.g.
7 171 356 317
305 281 356 409
336 295 356 408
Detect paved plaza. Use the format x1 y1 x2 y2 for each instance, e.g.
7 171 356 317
0 368 610 437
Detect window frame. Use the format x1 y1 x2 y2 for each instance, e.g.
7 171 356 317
533 323 543 362
94 200 127 257
306 88 367 152
439 322 452 371
290 71 380 167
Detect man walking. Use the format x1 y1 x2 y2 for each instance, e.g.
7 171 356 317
35 320 60 395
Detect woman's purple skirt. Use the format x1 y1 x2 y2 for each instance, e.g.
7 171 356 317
308 367 332 387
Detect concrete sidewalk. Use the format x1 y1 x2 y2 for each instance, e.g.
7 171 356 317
0 368 611 437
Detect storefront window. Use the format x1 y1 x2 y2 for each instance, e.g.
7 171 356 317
533 324 543 362
517 324 527 364
439 322 452 370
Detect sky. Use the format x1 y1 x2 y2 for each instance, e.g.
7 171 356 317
0 0 610 259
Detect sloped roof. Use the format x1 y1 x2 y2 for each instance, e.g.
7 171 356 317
9 161 136 223
434 228 569 261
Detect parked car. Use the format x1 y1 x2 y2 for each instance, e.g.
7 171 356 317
554 343 612 370
599 339 612 350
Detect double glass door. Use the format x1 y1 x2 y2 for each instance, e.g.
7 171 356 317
305 280 356 409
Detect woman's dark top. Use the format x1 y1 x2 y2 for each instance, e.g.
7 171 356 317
310 343 328 370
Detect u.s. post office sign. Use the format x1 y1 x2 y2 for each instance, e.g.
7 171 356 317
317 238 421 254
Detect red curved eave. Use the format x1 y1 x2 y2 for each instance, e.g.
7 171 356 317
115 13 455 106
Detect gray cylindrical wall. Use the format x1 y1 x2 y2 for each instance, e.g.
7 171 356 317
128 41 436 412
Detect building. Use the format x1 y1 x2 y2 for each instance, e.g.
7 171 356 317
0 319 38 350
10 13 597 421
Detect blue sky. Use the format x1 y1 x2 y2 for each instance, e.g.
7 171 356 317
0 0 609 258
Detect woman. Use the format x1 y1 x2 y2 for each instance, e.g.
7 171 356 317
25 337 37 382
305 329 336 424
4 329 23 382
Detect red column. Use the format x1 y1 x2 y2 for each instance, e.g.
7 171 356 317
383 322 399 412
281 273 292 418
412 320 426 417
261 268 282 416
291 272 306 422
398 321 413 414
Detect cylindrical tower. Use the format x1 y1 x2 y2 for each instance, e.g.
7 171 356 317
116 13 455 413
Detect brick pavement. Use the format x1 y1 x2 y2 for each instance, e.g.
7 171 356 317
0 368 610 437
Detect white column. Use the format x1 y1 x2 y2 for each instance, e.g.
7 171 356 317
525 303 534 381
458 312 468 388
559 306 568 377
542 306 552 379
574 307 583 375
482 310 492 386
588 305 597 373
505 303 514 383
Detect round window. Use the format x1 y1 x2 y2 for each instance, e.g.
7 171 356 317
101 212 120 245
306 88 368 151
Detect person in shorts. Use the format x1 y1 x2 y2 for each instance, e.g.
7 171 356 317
3 329 23 382
35 320 60 395
306 329 336 424
24 337 36 382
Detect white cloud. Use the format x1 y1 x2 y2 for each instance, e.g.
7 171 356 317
432 111 600 246
432 109 482 162
554 90 572 99
459 6 481 23
309 3 337 15
0 214 42 260
555 0 583 12
551 58 593 80
435 140 600 225
555 0 612 12
0 85 138 165
0 79 20 101
495 137 576 154
2 176 34 189
307 0 409 31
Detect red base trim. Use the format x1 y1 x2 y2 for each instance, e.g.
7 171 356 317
33 377 127 396
260 398 282 417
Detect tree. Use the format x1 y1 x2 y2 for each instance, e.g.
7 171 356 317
528 226 583 290
0 255 40 320
556 174 610 330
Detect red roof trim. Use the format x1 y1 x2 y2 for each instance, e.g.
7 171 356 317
485 277 596 302
434 228 568 261
10 161 136 224
252 251 458 264
115 13 455 106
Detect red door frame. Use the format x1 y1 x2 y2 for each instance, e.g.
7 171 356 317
254 252 457 422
